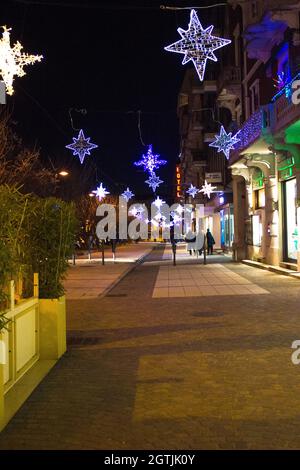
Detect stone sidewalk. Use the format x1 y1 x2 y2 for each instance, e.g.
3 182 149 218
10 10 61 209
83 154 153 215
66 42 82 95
1 248 300 449
64 243 153 299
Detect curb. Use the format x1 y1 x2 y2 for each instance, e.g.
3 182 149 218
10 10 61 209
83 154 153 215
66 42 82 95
98 248 154 298
242 259 300 279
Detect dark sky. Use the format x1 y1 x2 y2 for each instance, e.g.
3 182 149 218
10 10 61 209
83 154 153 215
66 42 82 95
1 0 227 199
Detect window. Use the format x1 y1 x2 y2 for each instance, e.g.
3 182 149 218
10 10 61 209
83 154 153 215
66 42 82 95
250 80 260 113
255 189 265 209
251 1 258 18
191 149 206 162
252 214 262 246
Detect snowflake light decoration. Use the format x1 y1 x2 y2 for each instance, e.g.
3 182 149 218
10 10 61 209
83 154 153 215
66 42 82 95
153 196 166 209
164 9 231 82
92 183 110 201
129 205 145 219
66 129 98 164
0 26 43 96
200 180 217 199
145 173 163 192
121 187 134 202
209 126 240 159
273 71 286 90
186 184 199 199
134 145 167 174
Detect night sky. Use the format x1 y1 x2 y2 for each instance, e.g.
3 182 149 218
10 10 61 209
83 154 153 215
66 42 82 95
1 0 227 199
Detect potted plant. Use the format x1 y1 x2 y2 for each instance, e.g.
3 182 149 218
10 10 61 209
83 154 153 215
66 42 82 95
28 197 78 359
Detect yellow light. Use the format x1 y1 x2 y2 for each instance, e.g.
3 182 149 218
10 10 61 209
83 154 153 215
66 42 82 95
89 193 95 197
58 170 69 177
0 26 43 95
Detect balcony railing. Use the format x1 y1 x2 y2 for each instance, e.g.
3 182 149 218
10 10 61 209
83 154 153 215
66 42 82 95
229 109 265 163
271 91 300 135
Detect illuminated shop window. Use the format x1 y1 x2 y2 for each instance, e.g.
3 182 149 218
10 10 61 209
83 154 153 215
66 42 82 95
255 188 265 209
252 214 262 246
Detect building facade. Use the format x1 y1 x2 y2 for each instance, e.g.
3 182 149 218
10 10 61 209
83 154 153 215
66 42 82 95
228 0 300 270
176 9 238 251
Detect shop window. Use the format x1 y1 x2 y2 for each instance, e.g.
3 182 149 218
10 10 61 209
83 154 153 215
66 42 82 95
252 214 262 246
284 178 298 261
254 189 265 209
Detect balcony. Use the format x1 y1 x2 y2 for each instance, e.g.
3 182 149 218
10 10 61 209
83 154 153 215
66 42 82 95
271 84 300 137
229 107 271 164
217 65 241 96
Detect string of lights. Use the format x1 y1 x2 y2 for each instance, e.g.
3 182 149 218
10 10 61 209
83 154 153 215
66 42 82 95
12 1 227 10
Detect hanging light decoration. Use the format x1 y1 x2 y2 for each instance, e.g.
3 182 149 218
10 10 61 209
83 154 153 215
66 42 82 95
200 180 217 199
164 9 231 82
0 26 43 96
121 187 135 202
186 183 199 199
66 129 98 164
145 172 163 192
209 126 240 159
134 144 167 174
92 183 110 201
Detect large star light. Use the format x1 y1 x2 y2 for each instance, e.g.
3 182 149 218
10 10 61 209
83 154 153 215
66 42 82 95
0 26 43 95
121 187 134 202
186 184 199 199
200 180 217 199
134 145 167 174
209 126 240 159
145 173 163 192
92 183 110 201
164 9 231 82
66 129 98 164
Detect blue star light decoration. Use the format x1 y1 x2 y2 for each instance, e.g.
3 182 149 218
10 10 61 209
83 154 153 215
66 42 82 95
134 145 167 174
145 173 163 192
164 9 231 82
121 187 134 202
92 183 110 201
66 129 98 164
209 126 240 159
186 184 199 199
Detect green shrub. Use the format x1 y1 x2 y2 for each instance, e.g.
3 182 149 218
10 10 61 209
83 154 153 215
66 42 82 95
28 197 78 299
0 186 78 329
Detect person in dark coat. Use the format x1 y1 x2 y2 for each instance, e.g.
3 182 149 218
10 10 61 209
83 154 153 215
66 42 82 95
206 228 215 255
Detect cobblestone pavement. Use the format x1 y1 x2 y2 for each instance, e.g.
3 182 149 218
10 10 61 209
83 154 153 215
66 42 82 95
1 246 300 449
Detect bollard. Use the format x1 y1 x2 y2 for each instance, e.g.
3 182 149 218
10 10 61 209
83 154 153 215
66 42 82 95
203 234 207 265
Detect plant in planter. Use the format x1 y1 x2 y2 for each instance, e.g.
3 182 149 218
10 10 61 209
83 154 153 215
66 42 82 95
27 197 78 359
0 185 32 330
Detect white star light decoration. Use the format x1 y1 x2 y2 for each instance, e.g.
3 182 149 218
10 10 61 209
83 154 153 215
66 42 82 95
186 184 199 199
164 9 231 82
121 187 134 202
66 129 98 164
145 173 163 192
209 126 240 159
0 26 43 95
92 183 110 201
200 180 217 199
153 196 166 209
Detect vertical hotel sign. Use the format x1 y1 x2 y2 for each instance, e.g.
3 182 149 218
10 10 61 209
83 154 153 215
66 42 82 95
176 164 182 198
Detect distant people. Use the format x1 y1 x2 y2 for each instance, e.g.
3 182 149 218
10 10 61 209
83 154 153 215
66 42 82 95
206 228 215 255
185 229 196 255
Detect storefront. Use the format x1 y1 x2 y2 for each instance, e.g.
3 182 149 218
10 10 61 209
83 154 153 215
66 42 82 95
220 204 234 250
282 177 298 263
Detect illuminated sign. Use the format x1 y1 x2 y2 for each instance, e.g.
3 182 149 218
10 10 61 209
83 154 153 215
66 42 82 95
176 165 182 198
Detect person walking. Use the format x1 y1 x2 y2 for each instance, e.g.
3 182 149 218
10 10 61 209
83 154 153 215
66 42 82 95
206 228 215 255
